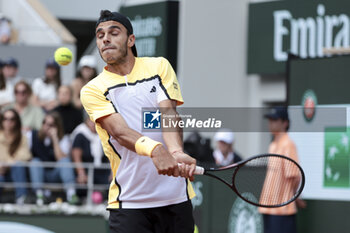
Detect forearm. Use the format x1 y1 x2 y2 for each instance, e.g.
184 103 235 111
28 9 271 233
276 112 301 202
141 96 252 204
71 148 85 173
52 138 67 160
99 113 162 155
160 102 183 153
98 112 190 177
114 128 143 152
162 113 184 153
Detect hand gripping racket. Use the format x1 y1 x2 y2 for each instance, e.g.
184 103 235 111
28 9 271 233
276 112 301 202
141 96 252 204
193 153 305 208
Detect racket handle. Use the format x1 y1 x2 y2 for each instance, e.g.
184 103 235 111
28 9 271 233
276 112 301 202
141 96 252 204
177 163 205 175
194 166 205 175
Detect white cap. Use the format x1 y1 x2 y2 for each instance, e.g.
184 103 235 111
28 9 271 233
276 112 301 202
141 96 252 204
78 55 97 69
214 131 235 144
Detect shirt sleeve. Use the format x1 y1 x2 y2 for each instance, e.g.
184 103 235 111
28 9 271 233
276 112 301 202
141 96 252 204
59 136 71 155
80 83 116 122
157 58 184 106
32 78 42 96
72 133 85 149
14 136 32 161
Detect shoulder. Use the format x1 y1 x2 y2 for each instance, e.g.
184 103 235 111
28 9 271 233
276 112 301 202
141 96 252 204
80 79 101 100
137 57 169 69
32 78 45 91
32 77 44 85
74 133 88 143
20 134 29 144
283 134 296 146
71 78 84 89
60 135 71 145
31 130 38 138
30 105 44 114
81 72 104 92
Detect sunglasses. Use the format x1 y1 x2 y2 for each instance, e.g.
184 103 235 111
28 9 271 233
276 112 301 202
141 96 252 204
3 117 16 121
15 89 28 95
43 121 55 127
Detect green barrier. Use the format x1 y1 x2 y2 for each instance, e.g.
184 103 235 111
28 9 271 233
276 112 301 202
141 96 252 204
191 170 263 233
0 214 108 233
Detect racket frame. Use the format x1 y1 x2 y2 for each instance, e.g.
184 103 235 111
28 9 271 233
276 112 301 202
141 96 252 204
200 153 305 208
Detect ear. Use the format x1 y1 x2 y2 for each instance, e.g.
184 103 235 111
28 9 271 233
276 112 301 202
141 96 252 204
282 119 289 131
128 34 136 48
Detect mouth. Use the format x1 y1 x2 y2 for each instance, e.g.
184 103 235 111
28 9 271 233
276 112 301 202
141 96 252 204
102 46 116 52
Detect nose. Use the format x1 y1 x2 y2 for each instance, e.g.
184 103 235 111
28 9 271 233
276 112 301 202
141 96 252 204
103 33 111 44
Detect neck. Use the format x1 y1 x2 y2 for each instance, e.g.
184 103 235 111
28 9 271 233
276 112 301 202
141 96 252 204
15 102 27 112
273 132 286 140
222 149 232 158
106 56 136 76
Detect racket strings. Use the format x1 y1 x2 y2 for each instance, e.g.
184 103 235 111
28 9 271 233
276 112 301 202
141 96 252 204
233 155 303 207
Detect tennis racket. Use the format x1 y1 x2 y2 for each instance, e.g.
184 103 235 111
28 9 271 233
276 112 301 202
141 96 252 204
192 153 305 208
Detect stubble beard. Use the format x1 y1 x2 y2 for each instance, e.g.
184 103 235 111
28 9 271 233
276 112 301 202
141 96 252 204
100 40 128 66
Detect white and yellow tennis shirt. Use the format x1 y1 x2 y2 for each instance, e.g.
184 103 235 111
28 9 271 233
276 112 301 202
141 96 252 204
81 57 195 209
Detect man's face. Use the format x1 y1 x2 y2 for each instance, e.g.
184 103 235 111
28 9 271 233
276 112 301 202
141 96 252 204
15 83 30 105
268 118 287 134
217 141 232 156
95 21 133 65
45 66 58 80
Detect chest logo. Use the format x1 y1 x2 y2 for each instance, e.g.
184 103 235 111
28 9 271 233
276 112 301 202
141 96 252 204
150 86 156 93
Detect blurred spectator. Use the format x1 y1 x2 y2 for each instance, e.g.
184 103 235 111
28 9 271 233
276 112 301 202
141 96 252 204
3 58 21 85
0 58 21 106
71 115 110 186
53 85 83 135
212 130 242 166
0 109 32 204
0 14 11 44
28 112 78 205
32 58 60 112
259 106 305 233
184 131 215 167
0 59 7 107
4 81 44 132
71 55 97 109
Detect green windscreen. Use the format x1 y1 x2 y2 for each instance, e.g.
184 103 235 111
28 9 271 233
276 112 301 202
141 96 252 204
288 55 350 233
288 55 350 105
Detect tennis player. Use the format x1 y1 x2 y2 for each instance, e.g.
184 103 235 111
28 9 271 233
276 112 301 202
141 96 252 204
80 10 196 233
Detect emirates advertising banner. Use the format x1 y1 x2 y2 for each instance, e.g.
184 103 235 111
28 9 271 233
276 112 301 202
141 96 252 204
288 55 350 201
120 1 179 70
248 0 350 74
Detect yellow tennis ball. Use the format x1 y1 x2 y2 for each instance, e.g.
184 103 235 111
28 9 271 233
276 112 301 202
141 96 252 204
54 47 73 66
194 225 199 233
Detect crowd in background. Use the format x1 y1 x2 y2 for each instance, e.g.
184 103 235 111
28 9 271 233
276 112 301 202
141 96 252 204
0 55 111 205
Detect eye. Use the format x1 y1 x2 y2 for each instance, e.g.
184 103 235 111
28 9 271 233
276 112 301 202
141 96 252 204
111 31 119 36
97 33 104 39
